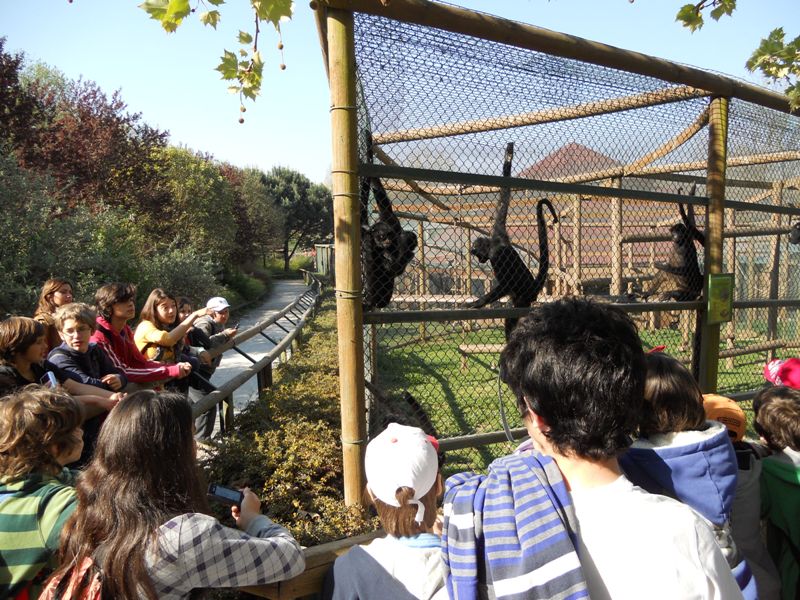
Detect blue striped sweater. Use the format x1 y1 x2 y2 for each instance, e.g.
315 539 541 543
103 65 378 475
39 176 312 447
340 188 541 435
442 451 588 600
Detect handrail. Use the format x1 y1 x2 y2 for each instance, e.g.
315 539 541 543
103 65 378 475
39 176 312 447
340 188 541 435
191 275 324 420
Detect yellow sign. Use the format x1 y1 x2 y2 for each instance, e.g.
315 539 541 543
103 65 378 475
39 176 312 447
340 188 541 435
707 273 734 324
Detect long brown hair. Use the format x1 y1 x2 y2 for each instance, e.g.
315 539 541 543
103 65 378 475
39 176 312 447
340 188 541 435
34 278 73 318
53 391 209 599
138 288 177 331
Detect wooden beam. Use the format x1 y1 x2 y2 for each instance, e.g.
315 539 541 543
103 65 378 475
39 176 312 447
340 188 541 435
371 144 452 210
624 107 709 173
328 8 366 506
372 86 708 144
314 0 795 114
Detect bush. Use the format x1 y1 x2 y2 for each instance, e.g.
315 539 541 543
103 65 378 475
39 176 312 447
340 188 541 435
201 292 379 549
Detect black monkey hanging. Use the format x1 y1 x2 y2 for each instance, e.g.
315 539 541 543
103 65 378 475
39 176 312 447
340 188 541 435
643 184 705 302
468 142 558 340
361 175 418 311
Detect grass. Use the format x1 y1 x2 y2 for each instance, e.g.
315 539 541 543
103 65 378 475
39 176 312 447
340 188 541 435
374 314 793 473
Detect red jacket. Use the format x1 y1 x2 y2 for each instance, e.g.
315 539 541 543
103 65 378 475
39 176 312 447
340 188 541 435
91 316 182 383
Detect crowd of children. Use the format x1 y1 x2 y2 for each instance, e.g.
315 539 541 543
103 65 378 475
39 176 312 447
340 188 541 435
1 285 799 599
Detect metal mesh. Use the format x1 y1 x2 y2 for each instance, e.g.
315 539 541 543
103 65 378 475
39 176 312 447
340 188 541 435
351 12 800 449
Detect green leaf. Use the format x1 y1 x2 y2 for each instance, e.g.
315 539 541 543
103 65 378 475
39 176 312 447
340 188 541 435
238 30 254 44
139 0 191 32
251 0 293 29
199 10 221 29
215 50 240 81
207 0 225 5
676 4 704 32
709 0 736 21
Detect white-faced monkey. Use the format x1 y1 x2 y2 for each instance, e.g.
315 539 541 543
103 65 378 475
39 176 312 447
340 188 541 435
468 142 558 340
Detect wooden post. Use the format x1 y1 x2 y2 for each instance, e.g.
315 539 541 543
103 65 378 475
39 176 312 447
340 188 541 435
648 224 657 330
418 220 427 341
554 219 563 295
610 178 623 297
766 182 783 360
328 8 366 506
725 208 736 368
698 97 728 393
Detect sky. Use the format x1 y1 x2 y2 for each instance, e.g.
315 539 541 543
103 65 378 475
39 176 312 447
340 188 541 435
2 1 797 184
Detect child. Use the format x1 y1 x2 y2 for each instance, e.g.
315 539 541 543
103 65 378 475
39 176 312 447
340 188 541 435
753 385 800 600
0 316 122 417
90 282 192 387
704 393 782 600
44 391 304 599
48 303 127 464
33 278 74 352
133 289 210 364
323 423 447 600
619 352 756 599
0 387 83 599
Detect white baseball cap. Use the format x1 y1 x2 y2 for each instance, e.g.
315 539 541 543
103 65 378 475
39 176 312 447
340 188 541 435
365 422 439 524
206 296 230 312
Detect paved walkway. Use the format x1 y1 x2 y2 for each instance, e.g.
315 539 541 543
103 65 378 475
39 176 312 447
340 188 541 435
210 279 311 413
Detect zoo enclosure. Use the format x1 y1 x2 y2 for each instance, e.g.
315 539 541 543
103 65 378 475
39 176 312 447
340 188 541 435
315 0 800 503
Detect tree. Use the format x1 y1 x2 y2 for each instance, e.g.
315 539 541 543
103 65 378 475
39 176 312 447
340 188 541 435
153 146 239 267
11 61 169 212
264 167 333 271
670 1 799 110
221 164 285 266
0 38 39 150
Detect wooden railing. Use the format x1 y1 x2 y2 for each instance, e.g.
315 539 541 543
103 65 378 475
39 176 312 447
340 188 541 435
190 273 324 426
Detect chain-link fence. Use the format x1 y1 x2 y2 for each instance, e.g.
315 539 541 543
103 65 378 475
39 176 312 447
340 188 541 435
324 5 800 470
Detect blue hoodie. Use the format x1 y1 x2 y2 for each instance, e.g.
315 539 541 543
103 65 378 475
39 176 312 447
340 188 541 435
620 421 757 599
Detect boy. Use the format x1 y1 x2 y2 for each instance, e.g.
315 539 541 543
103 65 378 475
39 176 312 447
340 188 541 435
754 386 800 599
189 296 238 440
48 302 127 464
90 282 191 387
443 298 741 599
0 388 83 599
323 423 447 600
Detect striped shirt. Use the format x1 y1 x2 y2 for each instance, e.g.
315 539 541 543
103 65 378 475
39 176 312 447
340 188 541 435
0 469 77 599
442 452 588 600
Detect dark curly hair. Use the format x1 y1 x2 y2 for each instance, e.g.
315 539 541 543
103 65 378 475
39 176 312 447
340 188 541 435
499 297 646 460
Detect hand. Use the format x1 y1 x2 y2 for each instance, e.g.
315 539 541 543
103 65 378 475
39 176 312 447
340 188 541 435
101 373 123 391
231 487 261 531
109 392 126 405
198 350 212 366
223 327 238 338
432 514 443 536
193 307 212 320
177 362 192 378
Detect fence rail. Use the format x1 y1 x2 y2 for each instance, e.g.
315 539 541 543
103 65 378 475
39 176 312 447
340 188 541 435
190 272 323 425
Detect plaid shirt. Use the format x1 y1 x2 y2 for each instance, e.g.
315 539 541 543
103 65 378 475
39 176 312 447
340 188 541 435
147 513 305 598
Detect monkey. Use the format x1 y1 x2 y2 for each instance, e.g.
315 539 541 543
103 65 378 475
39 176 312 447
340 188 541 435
789 221 800 245
468 142 558 340
361 176 418 311
642 184 705 302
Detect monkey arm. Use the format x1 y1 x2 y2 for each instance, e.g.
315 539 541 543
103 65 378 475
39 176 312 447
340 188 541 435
654 262 689 276
468 281 508 308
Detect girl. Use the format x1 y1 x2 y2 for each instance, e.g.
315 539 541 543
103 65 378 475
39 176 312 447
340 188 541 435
33 278 74 352
0 316 122 418
44 391 305 599
134 289 209 364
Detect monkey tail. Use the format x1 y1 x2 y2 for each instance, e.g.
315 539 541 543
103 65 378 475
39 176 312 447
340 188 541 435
534 198 558 286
